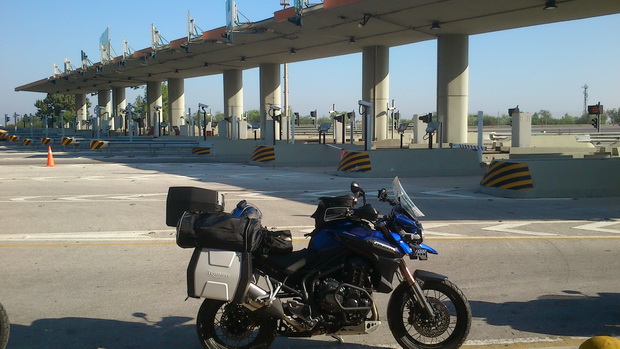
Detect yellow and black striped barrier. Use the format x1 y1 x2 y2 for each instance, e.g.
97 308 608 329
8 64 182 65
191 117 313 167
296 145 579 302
8 135 19 142
61 137 73 145
251 146 275 162
41 137 52 145
22 138 32 146
89 140 107 150
338 151 372 172
480 160 533 190
0 130 7 140
192 147 211 155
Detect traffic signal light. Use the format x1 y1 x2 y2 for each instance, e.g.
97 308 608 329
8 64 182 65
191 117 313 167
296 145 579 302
591 118 598 129
4 115 9 124
310 110 317 125
294 112 300 126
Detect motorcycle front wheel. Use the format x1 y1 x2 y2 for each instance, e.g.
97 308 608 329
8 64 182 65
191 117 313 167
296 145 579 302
387 280 471 349
196 299 276 349
0 302 9 349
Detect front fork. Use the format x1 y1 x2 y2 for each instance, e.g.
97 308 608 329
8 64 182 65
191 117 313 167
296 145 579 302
399 259 435 317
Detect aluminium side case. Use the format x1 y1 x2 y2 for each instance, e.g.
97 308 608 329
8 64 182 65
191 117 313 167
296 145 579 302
186 248 252 303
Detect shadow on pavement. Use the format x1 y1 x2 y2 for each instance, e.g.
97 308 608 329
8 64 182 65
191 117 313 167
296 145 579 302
471 291 620 338
8 313 389 349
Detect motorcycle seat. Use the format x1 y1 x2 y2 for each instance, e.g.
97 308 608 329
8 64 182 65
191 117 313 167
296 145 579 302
263 248 317 275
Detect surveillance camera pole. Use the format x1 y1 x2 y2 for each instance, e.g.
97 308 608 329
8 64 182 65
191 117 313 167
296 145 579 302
358 100 373 151
198 104 208 140
269 105 281 146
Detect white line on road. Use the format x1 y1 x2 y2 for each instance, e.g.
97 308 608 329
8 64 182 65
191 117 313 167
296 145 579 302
0 230 175 241
572 221 620 234
482 222 559 236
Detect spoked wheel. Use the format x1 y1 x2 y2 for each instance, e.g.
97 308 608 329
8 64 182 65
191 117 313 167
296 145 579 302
0 303 9 349
196 299 276 349
388 280 471 349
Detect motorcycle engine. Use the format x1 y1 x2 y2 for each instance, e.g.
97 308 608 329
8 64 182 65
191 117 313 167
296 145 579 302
317 258 373 325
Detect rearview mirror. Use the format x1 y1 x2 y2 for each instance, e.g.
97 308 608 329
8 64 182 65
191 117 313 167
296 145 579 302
351 182 364 196
378 188 388 201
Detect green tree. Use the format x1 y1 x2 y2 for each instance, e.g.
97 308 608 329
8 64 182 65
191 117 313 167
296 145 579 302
133 83 169 122
537 110 552 126
245 109 261 124
34 93 86 128
606 108 619 124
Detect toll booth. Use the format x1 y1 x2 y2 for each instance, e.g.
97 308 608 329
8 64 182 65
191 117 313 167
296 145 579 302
238 120 248 140
509 107 531 147
333 114 345 143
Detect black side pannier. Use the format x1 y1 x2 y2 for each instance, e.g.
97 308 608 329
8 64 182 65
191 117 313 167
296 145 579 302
176 211 263 252
258 229 293 255
311 195 355 229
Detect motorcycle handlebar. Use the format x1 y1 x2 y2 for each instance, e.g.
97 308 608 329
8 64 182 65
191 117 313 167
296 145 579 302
378 188 398 206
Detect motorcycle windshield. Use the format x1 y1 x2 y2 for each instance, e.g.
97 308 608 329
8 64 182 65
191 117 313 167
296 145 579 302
392 177 425 218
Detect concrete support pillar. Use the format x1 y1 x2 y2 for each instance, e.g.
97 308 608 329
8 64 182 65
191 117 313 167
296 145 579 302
97 89 111 135
147 81 162 135
437 34 469 144
224 69 243 140
168 78 185 132
75 93 87 131
362 46 389 141
259 63 281 144
112 87 126 131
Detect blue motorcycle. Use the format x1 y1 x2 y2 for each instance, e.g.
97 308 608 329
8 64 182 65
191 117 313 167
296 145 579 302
169 177 471 348
0 302 8 349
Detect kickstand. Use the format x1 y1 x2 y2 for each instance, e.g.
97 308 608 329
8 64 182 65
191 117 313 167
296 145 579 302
331 335 344 344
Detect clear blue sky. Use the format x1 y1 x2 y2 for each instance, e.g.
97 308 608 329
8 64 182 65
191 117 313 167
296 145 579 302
1 0 618 120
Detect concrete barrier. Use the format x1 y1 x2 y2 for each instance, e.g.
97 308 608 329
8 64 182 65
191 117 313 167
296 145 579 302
479 158 620 198
245 143 484 177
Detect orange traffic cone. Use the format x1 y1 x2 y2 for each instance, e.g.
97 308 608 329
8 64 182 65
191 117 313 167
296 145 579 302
46 146 56 167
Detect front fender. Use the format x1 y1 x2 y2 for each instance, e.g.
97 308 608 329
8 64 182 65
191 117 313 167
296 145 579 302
414 269 448 282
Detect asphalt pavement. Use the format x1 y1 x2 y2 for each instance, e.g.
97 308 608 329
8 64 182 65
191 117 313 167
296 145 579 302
1 144 618 349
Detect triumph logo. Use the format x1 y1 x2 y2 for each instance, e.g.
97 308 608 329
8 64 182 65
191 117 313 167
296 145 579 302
207 270 229 279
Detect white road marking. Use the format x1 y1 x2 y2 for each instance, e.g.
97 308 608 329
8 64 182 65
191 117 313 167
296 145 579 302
31 176 59 181
106 193 163 200
82 175 106 181
482 222 559 236
0 230 175 241
1 193 166 203
421 189 480 199
10 196 43 202
424 230 465 237
572 221 620 234
300 190 347 197
464 336 581 346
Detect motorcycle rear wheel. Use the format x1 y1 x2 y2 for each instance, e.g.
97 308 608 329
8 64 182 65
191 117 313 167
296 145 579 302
0 302 9 349
196 299 276 349
387 280 471 349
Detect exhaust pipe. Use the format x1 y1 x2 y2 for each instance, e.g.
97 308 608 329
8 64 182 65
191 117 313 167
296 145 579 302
243 283 307 331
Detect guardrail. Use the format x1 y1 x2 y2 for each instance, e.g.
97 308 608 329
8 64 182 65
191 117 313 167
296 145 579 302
94 139 206 156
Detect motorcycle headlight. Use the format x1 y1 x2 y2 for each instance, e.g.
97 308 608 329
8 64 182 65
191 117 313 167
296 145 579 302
400 229 424 245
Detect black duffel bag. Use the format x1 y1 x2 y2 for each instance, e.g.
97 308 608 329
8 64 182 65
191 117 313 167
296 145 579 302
176 211 263 252
258 229 293 255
